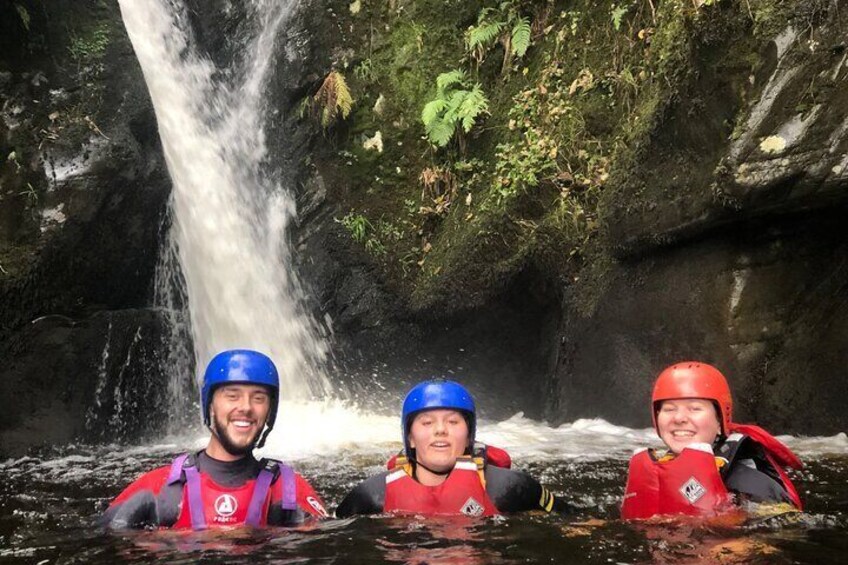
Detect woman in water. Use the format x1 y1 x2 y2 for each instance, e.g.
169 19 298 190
336 379 571 517
621 361 803 519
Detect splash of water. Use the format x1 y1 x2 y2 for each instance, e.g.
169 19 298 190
119 0 331 400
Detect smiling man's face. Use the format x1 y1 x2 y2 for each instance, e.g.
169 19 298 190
207 384 271 460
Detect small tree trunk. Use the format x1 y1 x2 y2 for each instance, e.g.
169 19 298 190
500 34 513 76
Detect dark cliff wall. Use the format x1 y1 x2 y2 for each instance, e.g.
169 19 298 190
0 1 175 456
554 0 848 433
291 0 848 433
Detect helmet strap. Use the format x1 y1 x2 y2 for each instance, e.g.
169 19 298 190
255 427 270 449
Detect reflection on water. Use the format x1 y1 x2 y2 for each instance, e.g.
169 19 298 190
1 417 846 564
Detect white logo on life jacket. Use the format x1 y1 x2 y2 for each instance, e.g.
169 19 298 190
306 496 328 517
680 477 707 504
214 493 238 517
460 497 484 517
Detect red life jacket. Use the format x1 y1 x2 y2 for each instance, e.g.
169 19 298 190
383 455 500 517
168 453 296 530
621 443 732 519
385 444 512 470
726 424 803 510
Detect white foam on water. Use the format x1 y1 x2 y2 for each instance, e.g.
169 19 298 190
249 403 848 463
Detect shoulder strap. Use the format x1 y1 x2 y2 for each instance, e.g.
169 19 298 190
166 452 206 531
247 458 298 525
473 443 512 469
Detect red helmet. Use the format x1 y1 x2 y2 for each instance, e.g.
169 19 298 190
651 361 733 435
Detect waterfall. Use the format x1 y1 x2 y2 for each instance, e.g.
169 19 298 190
119 0 332 402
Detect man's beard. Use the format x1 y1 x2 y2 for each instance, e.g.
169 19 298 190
211 412 261 457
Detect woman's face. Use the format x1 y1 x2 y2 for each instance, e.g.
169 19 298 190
408 409 470 472
656 398 722 455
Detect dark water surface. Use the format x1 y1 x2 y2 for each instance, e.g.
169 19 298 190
1 442 846 564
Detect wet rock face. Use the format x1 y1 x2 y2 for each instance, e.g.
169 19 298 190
0 309 180 458
0 1 170 335
554 204 848 434
606 2 848 253
555 2 848 433
0 1 173 452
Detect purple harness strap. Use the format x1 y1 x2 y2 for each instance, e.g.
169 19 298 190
244 466 274 527
279 464 297 511
167 454 297 529
244 462 297 526
167 453 206 531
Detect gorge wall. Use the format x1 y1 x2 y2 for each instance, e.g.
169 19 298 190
1 0 846 455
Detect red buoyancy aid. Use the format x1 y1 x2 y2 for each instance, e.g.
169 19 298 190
385 444 512 470
621 444 732 519
168 454 296 530
383 455 500 517
727 423 803 510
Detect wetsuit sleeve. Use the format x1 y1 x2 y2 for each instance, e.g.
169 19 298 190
723 437 794 505
267 473 328 526
484 466 573 514
99 466 174 529
335 472 388 518
725 461 794 505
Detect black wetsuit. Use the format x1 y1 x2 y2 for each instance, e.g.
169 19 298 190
100 451 326 529
336 463 571 517
719 436 796 505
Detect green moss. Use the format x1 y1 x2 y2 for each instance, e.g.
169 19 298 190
69 22 110 65
314 0 810 313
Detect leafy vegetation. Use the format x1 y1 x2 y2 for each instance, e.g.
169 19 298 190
466 1 534 75
304 71 354 128
337 212 404 257
69 23 110 65
421 70 489 150
312 0 811 310
14 2 30 31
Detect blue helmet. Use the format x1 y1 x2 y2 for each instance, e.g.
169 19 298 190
401 379 476 458
201 349 279 446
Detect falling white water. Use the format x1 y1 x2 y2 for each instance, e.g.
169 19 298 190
119 0 331 399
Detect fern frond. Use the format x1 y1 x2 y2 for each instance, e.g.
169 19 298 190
425 118 455 147
436 70 467 93
333 71 353 119
421 98 448 127
298 97 311 119
511 17 531 57
466 20 503 50
457 86 489 132
313 70 354 128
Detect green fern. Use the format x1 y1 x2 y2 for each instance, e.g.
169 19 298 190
421 71 489 149
466 18 502 62
425 118 455 147
464 2 533 74
511 17 531 57
610 5 629 31
436 69 467 93
422 98 448 126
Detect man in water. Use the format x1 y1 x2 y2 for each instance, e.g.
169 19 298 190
101 349 328 529
621 361 802 519
336 379 571 517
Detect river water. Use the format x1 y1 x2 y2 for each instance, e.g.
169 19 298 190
2 408 846 564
